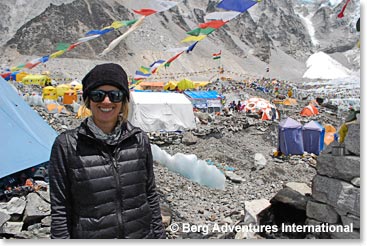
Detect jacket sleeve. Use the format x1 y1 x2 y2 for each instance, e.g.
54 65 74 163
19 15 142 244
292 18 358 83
48 134 72 239
143 134 166 239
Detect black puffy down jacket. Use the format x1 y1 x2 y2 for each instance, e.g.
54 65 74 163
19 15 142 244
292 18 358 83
48 120 166 239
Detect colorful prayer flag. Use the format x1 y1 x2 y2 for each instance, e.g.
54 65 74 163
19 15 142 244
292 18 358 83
199 20 228 29
217 0 258 13
181 35 206 43
133 8 157 16
337 0 351 18
204 11 241 21
186 41 199 53
187 27 215 36
56 43 71 51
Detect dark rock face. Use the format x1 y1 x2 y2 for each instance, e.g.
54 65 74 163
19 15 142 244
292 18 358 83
7 0 132 59
4 0 358 66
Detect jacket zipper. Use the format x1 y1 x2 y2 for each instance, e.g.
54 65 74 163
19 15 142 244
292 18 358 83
111 155 125 239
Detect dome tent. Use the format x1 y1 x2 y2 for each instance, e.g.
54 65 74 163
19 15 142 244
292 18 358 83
278 117 304 155
303 121 325 155
300 104 319 117
243 97 279 121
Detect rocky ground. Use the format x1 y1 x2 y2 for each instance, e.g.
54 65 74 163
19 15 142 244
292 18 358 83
1 80 345 239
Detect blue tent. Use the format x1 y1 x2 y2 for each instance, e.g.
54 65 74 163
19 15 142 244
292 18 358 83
302 121 325 155
278 117 304 155
0 77 58 178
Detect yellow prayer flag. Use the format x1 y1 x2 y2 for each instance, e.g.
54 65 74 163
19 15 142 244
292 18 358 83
180 35 206 43
50 50 66 59
110 21 125 29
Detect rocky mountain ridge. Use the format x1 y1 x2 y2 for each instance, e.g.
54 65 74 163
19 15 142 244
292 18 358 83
0 0 360 81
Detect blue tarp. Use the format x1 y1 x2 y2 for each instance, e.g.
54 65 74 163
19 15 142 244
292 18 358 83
0 78 58 178
184 90 221 110
278 117 304 155
184 90 219 99
303 121 325 155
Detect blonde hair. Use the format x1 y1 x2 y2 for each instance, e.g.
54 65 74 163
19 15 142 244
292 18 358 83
84 97 129 123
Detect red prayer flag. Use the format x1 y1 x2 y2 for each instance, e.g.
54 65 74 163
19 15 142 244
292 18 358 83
337 0 351 18
25 61 41 69
199 20 227 29
67 42 82 51
133 8 157 16
166 51 184 64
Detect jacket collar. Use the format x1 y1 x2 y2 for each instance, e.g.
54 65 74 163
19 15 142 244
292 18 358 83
77 118 142 143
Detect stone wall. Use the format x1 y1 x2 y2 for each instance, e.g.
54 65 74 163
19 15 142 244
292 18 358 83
306 122 360 239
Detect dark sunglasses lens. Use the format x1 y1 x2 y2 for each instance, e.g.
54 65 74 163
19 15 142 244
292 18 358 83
89 90 124 103
108 91 124 102
89 90 106 102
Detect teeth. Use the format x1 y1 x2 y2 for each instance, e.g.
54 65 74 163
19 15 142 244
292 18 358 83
100 108 113 112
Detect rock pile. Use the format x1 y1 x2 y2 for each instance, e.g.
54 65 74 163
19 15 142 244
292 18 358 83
305 122 360 239
0 182 50 239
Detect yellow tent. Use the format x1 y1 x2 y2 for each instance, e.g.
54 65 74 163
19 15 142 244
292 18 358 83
42 86 58 100
22 74 51 86
56 84 71 97
163 81 178 90
177 78 195 90
193 81 209 88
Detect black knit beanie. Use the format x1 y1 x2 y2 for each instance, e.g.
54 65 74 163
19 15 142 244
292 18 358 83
82 63 129 101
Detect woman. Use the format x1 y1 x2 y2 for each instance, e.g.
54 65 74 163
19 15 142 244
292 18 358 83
49 63 165 239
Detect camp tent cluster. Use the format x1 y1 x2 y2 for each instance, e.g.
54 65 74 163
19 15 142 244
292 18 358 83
278 117 335 156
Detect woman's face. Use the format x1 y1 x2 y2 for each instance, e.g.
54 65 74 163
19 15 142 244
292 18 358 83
89 85 123 130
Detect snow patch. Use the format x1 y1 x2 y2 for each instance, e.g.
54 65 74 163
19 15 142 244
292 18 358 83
303 51 352 79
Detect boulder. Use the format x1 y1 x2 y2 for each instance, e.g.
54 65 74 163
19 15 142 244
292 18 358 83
270 187 310 210
312 175 359 216
344 123 360 155
316 154 360 182
306 201 339 224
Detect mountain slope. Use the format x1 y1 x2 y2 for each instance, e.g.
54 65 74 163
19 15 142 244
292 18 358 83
1 0 360 81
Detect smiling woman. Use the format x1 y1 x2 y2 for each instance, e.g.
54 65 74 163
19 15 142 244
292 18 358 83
48 63 165 239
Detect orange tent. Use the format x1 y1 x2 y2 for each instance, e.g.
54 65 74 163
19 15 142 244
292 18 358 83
46 103 69 114
300 104 319 117
324 124 336 145
137 81 165 90
63 90 77 104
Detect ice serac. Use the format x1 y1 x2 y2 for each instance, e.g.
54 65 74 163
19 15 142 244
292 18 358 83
151 144 226 190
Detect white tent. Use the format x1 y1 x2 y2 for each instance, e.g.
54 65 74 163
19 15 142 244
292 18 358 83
128 91 196 132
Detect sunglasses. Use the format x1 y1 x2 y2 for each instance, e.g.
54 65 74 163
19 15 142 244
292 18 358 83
89 90 125 103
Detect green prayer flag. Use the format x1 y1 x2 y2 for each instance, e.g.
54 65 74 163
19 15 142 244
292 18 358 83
56 43 70 51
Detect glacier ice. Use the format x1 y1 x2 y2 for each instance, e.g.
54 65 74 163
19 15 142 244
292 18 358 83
151 144 226 190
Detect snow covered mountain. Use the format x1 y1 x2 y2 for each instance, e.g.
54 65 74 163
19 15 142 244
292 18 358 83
0 0 360 81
